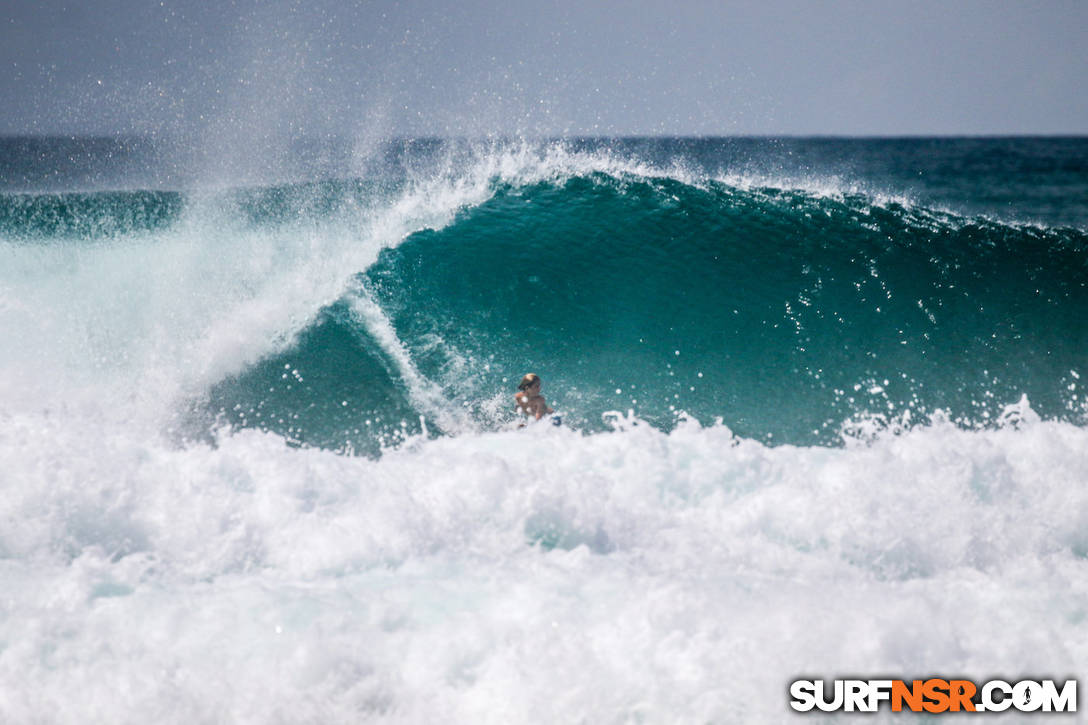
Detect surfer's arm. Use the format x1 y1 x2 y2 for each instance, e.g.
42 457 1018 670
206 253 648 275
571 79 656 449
532 397 553 419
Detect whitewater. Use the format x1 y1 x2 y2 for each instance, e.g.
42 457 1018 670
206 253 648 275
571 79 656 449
1 137 1087 722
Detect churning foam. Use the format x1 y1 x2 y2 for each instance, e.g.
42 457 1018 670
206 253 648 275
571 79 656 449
2 404 1087 722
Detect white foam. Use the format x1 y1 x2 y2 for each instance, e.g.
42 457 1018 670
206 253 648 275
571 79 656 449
344 281 475 436
1 407 1086 722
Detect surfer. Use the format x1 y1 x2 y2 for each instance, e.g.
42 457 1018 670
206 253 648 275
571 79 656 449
514 373 554 421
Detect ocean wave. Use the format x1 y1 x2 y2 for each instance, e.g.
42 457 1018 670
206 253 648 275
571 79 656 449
3 142 1087 452
192 166 1088 451
3 138 1088 723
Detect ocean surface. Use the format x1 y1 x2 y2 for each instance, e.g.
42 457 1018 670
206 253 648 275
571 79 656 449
2 136 1087 722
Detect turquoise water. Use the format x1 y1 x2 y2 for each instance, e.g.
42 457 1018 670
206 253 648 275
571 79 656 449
362 173 1088 443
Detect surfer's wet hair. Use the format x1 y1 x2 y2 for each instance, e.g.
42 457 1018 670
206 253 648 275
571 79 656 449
518 373 540 391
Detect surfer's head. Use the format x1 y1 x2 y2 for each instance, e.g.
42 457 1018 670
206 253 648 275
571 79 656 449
518 373 541 392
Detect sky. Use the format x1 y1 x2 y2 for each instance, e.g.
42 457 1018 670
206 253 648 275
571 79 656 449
1 0 1086 137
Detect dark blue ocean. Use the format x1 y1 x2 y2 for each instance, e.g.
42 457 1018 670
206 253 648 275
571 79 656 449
2 136 1087 722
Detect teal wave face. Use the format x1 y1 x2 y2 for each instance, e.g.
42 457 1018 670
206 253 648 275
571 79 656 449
195 169 1088 451
196 300 423 456
366 175 1088 443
